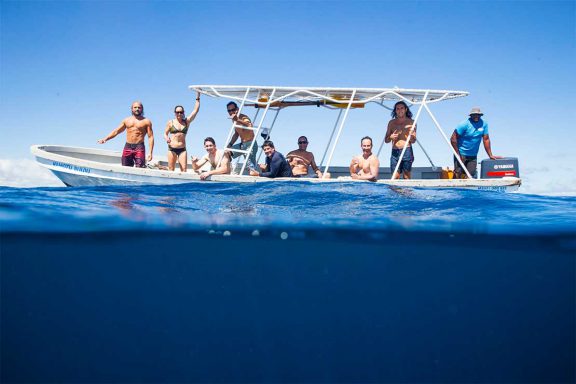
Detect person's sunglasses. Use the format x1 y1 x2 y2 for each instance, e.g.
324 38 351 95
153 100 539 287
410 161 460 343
227 108 237 113
175 111 185 114
298 141 308 144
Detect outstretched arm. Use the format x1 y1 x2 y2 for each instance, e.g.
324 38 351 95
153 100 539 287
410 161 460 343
98 120 126 144
186 92 201 125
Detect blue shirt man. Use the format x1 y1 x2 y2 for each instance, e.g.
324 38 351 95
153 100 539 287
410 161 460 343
249 140 293 178
450 107 500 178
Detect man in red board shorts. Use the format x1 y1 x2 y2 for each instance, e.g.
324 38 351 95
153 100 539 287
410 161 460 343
98 101 154 167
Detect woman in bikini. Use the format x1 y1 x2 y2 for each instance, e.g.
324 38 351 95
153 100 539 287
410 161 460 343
164 92 201 172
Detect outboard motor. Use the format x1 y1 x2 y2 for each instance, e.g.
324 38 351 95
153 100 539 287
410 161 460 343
480 157 520 178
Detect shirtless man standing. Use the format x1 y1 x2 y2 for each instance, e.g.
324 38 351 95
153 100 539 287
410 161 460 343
191 137 231 180
98 101 154 168
350 136 379 181
226 102 257 168
384 101 417 179
286 136 324 178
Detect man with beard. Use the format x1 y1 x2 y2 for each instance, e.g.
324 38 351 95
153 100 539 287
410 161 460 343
98 101 154 167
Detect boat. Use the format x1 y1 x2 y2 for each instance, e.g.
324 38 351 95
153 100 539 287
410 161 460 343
31 85 522 191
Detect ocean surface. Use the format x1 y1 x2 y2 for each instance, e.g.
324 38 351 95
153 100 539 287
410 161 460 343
1 182 576 233
1 183 575 382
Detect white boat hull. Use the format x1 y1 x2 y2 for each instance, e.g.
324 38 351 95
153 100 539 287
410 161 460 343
31 145 521 191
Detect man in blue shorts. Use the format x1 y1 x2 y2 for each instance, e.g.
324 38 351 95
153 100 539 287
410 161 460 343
225 101 258 169
384 101 417 179
450 107 500 178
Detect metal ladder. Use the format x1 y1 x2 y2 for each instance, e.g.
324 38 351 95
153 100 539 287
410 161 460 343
217 87 280 175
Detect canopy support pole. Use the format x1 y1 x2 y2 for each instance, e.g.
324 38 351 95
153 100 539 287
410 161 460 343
415 140 437 170
219 87 251 170
423 103 472 179
322 90 357 178
376 104 393 158
240 88 277 175
256 107 281 164
320 109 343 167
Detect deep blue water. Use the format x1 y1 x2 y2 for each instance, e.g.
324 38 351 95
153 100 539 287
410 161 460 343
1 184 575 382
1 183 575 234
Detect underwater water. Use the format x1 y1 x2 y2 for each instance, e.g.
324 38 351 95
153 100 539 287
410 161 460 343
1 183 575 382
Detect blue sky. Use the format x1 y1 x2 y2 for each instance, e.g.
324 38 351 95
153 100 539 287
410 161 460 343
1 0 575 193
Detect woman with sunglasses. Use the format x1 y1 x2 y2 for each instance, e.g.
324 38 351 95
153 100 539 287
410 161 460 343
164 91 201 172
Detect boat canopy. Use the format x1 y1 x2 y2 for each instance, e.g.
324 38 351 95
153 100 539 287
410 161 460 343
188 84 476 179
189 85 468 107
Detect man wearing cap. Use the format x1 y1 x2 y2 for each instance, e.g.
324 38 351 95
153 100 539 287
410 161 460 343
450 107 500 179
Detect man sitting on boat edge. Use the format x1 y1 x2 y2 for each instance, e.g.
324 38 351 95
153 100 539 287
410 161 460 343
97 101 154 168
286 136 327 178
350 136 379 181
249 141 293 178
191 137 231 180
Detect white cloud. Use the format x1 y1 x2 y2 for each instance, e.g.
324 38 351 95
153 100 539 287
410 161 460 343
518 165 576 196
516 150 576 196
0 159 64 188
